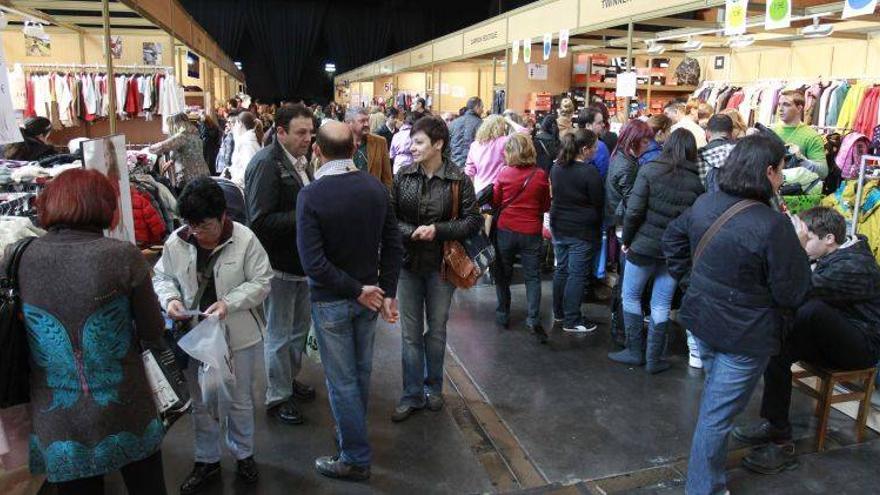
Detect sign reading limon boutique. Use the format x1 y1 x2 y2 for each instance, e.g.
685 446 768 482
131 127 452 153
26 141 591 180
464 20 508 54
578 0 695 27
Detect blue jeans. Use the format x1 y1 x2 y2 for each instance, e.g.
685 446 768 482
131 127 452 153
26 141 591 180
494 229 543 327
263 275 311 407
686 338 770 495
398 268 456 407
552 236 592 327
312 299 379 467
621 259 677 327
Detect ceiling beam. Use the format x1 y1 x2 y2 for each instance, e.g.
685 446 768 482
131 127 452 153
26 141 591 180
638 18 718 29
50 14 155 27
0 0 84 33
14 0 133 13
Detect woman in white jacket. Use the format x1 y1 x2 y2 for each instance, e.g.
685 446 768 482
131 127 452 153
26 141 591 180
228 111 262 189
152 177 273 494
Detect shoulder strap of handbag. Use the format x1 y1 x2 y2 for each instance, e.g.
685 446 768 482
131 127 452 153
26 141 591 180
498 167 539 216
694 199 760 264
190 250 222 311
450 180 460 220
7 236 36 289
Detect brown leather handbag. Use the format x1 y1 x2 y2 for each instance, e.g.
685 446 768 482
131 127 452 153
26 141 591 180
442 181 482 289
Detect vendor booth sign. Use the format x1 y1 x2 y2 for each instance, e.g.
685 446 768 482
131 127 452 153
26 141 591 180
765 0 791 30
527 63 548 81
724 0 748 36
81 135 136 245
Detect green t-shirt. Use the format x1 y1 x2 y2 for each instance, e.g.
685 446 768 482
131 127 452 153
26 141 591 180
774 123 827 166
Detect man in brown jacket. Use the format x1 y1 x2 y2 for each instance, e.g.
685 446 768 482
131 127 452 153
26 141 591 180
345 107 393 187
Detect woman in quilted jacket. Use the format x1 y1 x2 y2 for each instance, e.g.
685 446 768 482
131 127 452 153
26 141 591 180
130 187 166 247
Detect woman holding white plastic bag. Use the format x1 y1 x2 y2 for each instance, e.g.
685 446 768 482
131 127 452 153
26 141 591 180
152 177 272 495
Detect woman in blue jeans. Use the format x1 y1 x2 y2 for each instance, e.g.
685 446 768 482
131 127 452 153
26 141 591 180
390 116 482 422
492 133 551 341
549 129 604 333
608 129 704 373
662 134 811 495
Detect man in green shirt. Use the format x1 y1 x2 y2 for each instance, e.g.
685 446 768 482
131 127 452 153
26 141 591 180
773 90 828 179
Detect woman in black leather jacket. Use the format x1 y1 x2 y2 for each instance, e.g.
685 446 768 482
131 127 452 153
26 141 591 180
390 116 482 423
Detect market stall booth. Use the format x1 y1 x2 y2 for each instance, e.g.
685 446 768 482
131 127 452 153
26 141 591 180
0 0 244 147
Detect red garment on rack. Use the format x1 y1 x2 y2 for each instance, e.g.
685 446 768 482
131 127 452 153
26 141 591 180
853 87 880 136
125 77 140 116
24 78 35 118
725 91 745 110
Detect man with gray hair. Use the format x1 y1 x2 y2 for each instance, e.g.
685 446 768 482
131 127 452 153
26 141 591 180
449 96 483 167
345 107 392 187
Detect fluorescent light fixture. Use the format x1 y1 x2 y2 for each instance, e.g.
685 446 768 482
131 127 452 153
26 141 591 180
726 35 755 48
324 63 336 73
682 36 703 52
234 61 243 70
800 16 834 38
646 40 666 55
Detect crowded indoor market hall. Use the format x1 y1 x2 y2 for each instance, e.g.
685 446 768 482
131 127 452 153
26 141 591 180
3 0 880 494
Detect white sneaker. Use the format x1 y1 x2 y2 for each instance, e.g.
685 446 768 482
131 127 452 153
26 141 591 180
563 322 598 333
689 354 703 369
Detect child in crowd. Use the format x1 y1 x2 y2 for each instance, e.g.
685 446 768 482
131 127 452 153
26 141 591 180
734 207 880 474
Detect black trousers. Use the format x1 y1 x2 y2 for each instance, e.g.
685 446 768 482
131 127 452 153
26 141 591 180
760 299 878 437
53 450 167 495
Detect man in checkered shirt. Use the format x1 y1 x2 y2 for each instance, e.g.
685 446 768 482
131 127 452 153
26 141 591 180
699 114 736 192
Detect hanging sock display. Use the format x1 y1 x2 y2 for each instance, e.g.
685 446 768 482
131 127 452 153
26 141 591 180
765 0 792 30
725 0 748 35
543 33 552 61
559 29 569 58
512 40 520 64
523 40 531 63
843 0 879 19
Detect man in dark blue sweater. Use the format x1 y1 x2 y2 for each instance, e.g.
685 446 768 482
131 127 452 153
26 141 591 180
296 121 403 482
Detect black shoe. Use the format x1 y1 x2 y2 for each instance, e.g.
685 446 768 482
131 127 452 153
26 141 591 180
732 420 791 446
269 399 304 425
391 403 424 422
529 324 549 344
495 313 510 329
426 394 444 412
292 380 316 403
742 443 799 475
179 462 221 495
236 456 259 484
315 455 371 481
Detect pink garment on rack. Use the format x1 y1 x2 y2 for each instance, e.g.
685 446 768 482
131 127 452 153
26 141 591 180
836 132 871 179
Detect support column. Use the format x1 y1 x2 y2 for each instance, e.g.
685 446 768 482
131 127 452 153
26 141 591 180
624 21 633 120
101 0 117 134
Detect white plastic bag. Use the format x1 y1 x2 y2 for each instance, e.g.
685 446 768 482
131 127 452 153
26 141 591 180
176 315 234 418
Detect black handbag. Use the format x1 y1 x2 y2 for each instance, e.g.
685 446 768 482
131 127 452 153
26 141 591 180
0 237 36 409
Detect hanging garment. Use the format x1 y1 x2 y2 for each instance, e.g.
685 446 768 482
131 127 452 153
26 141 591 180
837 82 869 130
24 77 35 118
114 75 128 117
53 73 73 127
8 64 26 111
125 76 140 116
826 82 851 127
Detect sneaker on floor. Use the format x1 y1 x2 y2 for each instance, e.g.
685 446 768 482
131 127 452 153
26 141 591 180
315 455 371 481
688 354 703 369
179 462 221 495
563 321 598 333
236 456 259 484
733 420 791 445
391 403 424 422
741 443 799 475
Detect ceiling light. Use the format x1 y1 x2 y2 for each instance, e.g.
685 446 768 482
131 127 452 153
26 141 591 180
646 40 666 55
800 16 834 38
682 36 703 52
234 61 243 70
726 35 755 48
324 63 336 73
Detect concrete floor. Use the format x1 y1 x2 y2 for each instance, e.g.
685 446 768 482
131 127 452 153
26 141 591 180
102 279 880 494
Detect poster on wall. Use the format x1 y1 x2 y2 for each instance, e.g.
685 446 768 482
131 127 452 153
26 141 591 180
110 35 123 59
843 0 878 19
511 40 520 64
724 0 748 35
143 42 162 65
522 40 532 63
559 29 570 58
543 33 552 61
527 63 548 81
765 0 791 30
616 72 637 98
81 135 136 245
0 19 23 145
24 31 50 57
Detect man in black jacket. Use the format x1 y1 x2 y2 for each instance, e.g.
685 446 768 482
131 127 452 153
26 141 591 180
736 207 880 474
375 107 398 150
244 104 317 425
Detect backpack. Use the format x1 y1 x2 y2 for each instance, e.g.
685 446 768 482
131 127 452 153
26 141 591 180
675 58 701 86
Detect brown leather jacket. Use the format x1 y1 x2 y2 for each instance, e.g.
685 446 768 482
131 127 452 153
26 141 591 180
366 133 393 187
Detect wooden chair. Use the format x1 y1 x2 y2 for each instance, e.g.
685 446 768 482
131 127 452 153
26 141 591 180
792 361 877 451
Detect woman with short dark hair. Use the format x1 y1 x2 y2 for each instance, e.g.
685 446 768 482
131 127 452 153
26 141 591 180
608 129 704 373
12 168 168 494
390 116 482 422
662 134 812 495
4 116 55 161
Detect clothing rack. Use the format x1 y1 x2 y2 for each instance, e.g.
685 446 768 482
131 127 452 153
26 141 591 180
850 155 880 237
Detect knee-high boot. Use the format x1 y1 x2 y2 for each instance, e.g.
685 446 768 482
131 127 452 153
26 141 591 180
646 321 672 374
608 311 645 365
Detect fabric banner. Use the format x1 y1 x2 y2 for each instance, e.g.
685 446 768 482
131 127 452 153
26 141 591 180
843 0 878 19
512 39 520 64
724 0 748 36
765 0 791 30
543 33 552 60
523 40 532 63
559 29 569 58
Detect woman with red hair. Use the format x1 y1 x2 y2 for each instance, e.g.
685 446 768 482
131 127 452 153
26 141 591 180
10 168 168 494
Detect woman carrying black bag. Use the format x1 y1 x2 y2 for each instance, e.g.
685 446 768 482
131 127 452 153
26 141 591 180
9 169 169 495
